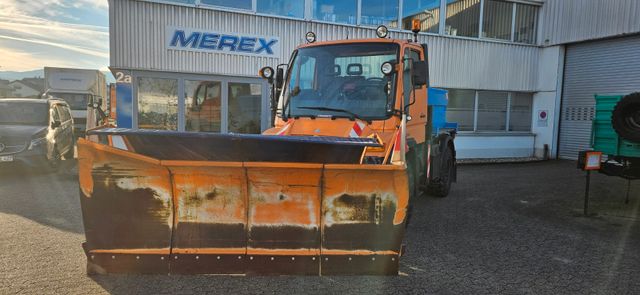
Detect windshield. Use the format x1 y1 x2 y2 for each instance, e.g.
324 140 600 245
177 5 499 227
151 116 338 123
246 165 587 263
53 93 88 110
0 102 49 125
283 43 399 120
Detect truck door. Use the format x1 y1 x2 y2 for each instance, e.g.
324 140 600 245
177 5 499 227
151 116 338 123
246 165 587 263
54 104 73 151
402 47 428 197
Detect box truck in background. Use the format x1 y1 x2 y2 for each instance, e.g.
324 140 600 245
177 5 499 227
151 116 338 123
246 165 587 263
44 67 107 135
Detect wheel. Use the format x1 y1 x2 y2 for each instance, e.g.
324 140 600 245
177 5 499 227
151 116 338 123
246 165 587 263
427 146 454 197
612 92 640 143
405 150 418 200
46 148 62 173
63 143 75 160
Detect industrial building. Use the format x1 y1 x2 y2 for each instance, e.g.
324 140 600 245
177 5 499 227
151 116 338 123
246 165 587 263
108 0 640 159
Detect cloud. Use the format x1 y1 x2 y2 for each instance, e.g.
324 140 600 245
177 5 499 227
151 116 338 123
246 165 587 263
0 0 109 72
0 35 108 58
0 0 108 19
0 45 100 71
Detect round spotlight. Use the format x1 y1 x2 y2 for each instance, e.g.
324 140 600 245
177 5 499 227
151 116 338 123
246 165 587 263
305 31 316 43
259 66 274 79
376 25 389 38
381 62 394 75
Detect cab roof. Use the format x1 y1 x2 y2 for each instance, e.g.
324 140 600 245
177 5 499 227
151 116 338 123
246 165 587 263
297 38 417 49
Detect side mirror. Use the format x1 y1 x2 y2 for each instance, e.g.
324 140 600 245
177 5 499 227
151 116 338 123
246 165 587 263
275 68 284 89
412 61 428 87
51 121 61 129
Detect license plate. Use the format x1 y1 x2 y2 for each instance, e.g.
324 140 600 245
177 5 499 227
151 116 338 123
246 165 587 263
0 156 14 162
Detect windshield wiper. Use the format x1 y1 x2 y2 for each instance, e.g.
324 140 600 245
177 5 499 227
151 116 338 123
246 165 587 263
297 106 365 121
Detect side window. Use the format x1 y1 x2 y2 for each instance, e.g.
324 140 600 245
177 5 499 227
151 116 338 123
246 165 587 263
403 49 421 104
55 105 70 122
291 56 316 90
51 105 61 123
61 105 72 121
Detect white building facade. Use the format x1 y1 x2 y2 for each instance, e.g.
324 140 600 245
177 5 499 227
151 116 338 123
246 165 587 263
108 0 640 159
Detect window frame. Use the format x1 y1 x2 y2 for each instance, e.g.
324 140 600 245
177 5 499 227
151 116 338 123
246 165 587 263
142 0 539 45
480 0 514 41
132 70 269 133
447 88 533 133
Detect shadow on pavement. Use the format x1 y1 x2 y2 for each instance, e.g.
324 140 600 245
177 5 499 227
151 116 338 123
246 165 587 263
0 160 83 234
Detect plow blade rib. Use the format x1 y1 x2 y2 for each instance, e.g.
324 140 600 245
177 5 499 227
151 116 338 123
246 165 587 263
78 131 408 276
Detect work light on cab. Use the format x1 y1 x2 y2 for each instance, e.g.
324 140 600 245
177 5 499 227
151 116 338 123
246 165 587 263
376 25 389 38
259 66 274 80
305 31 316 43
381 62 394 75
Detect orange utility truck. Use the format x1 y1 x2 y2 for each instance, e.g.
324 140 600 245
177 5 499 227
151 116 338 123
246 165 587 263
76 23 456 276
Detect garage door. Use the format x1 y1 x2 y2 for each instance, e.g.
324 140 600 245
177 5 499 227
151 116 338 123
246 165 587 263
559 35 640 159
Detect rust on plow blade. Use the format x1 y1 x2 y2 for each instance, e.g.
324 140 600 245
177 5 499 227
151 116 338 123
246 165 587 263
78 132 408 276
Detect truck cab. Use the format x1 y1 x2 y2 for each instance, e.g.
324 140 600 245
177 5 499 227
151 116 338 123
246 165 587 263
44 67 107 136
260 28 456 197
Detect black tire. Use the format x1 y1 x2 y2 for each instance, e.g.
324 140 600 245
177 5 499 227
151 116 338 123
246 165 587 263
612 92 640 143
428 146 454 197
46 148 61 173
63 143 75 160
406 150 418 200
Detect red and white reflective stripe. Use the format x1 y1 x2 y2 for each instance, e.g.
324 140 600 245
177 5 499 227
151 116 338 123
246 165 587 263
390 129 403 164
393 129 402 152
392 128 408 153
349 121 366 138
426 144 432 179
276 121 292 136
110 135 128 151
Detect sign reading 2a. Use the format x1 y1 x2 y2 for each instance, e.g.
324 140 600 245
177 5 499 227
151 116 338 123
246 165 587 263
115 72 132 84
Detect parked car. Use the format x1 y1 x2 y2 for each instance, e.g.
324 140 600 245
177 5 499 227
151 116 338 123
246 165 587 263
0 98 75 170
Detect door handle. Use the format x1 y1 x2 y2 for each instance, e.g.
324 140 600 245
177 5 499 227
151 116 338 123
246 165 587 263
419 113 426 118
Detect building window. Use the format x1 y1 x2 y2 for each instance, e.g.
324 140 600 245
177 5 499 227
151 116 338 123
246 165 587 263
446 89 532 132
361 0 400 28
169 0 196 4
514 3 537 44
477 91 508 131
257 0 304 18
402 0 440 33
228 82 262 134
200 0 252 10
313 0 357 24
446 89 476 131
137 77 178 130
482 0 512 40
509 92 533 131
445 0 481 37
185 80 222 132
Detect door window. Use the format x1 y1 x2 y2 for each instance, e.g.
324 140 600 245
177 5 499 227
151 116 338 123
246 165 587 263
403 49 421 105
185 80 222 132
51 106 61 123
228 82 262 134
56 105 72 122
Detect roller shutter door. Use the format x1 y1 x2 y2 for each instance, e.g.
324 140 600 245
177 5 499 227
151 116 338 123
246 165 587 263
559 35 640 159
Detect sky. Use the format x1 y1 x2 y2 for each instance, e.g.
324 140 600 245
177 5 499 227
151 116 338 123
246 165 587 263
0 0 109 72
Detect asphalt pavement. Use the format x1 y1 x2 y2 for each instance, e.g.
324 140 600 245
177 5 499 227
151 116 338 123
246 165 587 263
1 160 638 294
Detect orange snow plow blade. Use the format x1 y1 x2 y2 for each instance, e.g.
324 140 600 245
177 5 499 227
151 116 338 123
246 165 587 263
78 130 409 275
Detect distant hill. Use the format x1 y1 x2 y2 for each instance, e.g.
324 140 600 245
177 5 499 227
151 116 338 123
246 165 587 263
0 69 116 84
0 69 44 81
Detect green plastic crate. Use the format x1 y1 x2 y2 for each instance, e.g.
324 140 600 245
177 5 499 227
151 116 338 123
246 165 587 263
592 94 640 158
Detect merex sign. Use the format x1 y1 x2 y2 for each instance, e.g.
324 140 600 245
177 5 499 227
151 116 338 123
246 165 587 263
166 26 279 57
